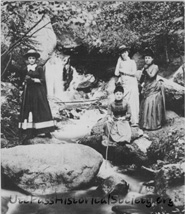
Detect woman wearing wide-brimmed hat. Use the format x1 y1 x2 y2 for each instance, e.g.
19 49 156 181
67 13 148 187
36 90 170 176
19 49 56 142
115 45 139 126
139 48 166 130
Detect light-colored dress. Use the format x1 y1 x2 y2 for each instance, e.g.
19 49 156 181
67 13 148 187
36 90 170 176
115 57 139 126
139 64 166 130
103 99 131 144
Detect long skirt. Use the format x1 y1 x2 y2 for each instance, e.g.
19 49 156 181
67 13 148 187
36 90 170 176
19 83 56 135
140 81 166 130
120 76 139 126
103 119 131 144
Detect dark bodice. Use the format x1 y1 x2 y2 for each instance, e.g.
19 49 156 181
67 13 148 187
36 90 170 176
140 63 159 84
108 100 131 118
22 65 45 86
27 67 41 79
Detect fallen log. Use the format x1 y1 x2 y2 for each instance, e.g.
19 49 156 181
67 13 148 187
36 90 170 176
141 166 158 174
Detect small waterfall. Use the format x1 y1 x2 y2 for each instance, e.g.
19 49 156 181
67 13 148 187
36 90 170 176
45 52 66 99
45 52 97 102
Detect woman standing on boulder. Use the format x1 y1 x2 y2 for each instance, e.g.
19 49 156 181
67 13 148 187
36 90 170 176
115 45 139 127
139 48 166 130
19 49 56 142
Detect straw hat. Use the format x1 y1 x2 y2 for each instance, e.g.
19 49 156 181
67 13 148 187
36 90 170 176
119 45 130 53
24 49 40 59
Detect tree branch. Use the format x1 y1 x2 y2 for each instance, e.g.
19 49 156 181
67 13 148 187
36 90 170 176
1 53 12 79
1 14 45 58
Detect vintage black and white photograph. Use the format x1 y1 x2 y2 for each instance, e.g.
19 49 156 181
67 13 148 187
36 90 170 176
1 1 185 214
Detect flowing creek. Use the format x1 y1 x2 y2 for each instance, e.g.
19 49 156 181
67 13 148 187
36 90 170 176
2 79 156 214
2 160 155 214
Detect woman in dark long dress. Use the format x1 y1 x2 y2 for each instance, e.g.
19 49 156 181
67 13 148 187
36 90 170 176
102 84 131 146
19 49 56 141
139 48 166 130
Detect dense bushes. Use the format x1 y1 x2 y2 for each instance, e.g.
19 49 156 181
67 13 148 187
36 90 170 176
1 1 184 80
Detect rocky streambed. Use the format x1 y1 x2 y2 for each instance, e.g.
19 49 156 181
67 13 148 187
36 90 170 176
1 77 185 214
1 107 185 214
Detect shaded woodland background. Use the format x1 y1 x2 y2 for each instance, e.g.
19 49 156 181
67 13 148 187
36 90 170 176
1 1 184 80
1 3 185 212
1 1 184 142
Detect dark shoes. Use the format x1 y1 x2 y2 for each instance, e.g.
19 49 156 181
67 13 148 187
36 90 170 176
45 133 52 138
21 133 35 145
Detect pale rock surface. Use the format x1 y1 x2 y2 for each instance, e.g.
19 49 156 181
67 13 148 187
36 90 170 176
1 144 103 195
26 14 57 61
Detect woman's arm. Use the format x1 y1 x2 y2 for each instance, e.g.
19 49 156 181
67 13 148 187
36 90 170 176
107 104 113 116
131 60 137 76
140 67 147 84
146 65 159 78
33 66 45 83
115 58 122 83
126 102 131 120
107 104 114 122
115 57 121 77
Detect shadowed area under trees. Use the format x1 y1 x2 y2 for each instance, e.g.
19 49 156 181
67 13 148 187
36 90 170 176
1 2 185 214
1 1 184 80
1 1 184 141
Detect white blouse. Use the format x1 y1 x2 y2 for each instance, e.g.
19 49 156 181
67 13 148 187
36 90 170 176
115 57 137 77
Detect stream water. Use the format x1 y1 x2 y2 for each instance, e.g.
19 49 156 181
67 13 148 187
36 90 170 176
2 160 156 214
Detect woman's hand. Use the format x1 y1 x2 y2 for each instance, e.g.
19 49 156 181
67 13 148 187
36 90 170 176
25 75 31 80
126 114 131 121
25 75 34 83
108 116 113 123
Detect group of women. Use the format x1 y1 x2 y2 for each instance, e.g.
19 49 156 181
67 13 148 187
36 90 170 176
19 46 166 145
103 45 166 146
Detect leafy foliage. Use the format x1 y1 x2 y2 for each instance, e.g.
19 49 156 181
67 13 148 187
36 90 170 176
2 1 183 58
128 1 184 62
1 1 184 141
147 130 185 164
1 81 21 144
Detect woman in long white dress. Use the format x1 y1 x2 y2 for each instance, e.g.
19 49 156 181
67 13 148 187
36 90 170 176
115 45 139 126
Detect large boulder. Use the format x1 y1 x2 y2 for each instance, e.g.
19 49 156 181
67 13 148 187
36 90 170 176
155 163 185 209
1 144 103 195
172 64 185 87
156 75 185 115
78 135 149 166
26 14 57 61
27 136 66 145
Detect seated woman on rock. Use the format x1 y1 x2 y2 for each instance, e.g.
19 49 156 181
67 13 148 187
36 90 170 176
139 48 166 130
102 84 131 146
